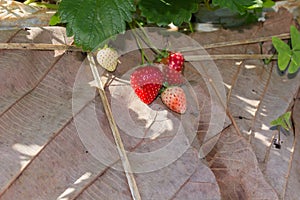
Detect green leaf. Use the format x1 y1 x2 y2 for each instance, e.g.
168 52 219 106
277 52 291 71
271 111 292 131
212 0 263 15
291 25 300 51
138 0 198 26
247 0 263 9
272 37 292 71
58 0 135 51
49 12 61 26
272 37 291 52
263 0 275 8
289 51 300 74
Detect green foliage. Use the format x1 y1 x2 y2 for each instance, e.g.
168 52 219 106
49 12 61 26
212 0 260 14
56 0 276 51
58 0 135 51
270 111 292 131
272 25 300 74
272 37 292 71
212 0 272 15
138 0 198 26
263 0 275 8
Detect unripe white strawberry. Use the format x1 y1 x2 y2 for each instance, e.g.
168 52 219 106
96 47 119 72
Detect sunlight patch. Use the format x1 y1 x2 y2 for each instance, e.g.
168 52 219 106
12 143 42 156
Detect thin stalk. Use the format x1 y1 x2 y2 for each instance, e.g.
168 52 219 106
0 33 290 54
185 54 277 61
28 2 59 9
129 23 152 64
0 43 81 51
278 126 281 144
134 20 162 55
204 0 213 10
87 54 141 200
179 33 290 51
0 43 278 61
188 22 194 33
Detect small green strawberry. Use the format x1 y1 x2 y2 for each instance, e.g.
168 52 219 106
161 86 186 114
96 46 119 72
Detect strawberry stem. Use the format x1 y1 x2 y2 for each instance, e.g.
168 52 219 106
129 22 152 64
134 20 162 55
188 22 194 33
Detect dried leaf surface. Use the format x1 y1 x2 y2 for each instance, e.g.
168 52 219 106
0 0 53 30
284 89 300 199
0 27 221 199
206 125 278 199
0 27 78 194
1 7 300 200
192 7 300 199
76 149 220 200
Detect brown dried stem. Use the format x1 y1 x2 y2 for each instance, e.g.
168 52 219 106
180 33 290 51
0 43 81 51
185 54 276 61
0 32 290 55
87 54 141 200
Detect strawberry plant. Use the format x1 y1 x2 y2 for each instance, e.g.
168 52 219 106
53 0 274 51
212 0 274 15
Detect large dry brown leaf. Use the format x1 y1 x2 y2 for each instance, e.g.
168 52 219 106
1 7 300 200
206 125 278 199
0 27 76 192
192 7 300 199
76 149 220 200
284 89 300 199
0 27 221 199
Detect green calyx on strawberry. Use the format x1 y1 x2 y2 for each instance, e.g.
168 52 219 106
130 66 164 105
161 86 187 114
96 46 119 72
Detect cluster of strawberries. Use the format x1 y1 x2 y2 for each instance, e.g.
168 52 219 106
130 52 186 114
96 47 187 114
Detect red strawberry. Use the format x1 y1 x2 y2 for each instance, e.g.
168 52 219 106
130 66 164 104
161 86 186 114
163 66 184 85
168 52 184 72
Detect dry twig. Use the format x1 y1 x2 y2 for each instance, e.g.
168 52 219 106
87 54 141 200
